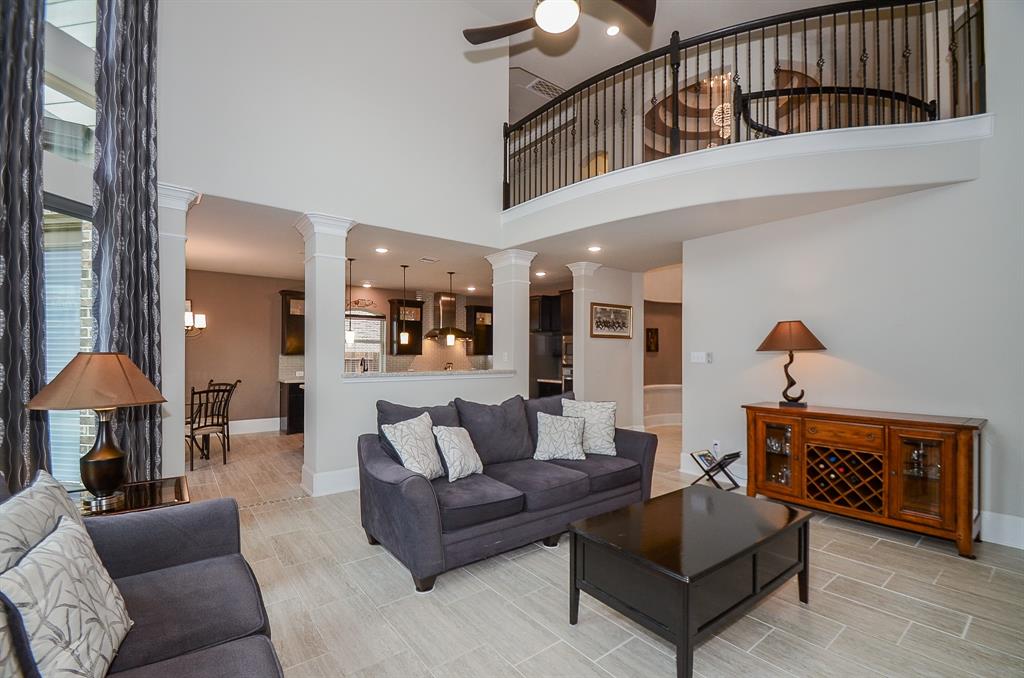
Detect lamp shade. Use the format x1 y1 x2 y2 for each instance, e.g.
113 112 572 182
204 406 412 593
26 352 166 411
756 321 826 352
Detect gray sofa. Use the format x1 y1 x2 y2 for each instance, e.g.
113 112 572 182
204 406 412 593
359 393 657 591
89 498 283 677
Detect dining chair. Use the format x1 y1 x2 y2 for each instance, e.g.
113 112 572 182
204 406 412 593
207 379 241 451
186 386 231 471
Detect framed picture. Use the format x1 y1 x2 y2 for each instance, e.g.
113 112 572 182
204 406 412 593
590 302 632 339
691 449 718 470
645 328 659 352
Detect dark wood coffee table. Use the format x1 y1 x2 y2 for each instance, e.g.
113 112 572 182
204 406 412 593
569 485 811 678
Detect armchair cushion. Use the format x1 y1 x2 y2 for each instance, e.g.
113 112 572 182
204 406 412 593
430 474 524 532
454 396 533 465
549 455 641 493
108 635 282 678
109 554 268 673
525 391 575 447
0 470 84 571
483 460 589 512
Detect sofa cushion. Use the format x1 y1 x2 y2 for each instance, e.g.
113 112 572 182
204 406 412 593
108 635 283 678
525 391 575 446
109 554 269 673
433 425 484 482
376 401 459 464
533 412 585 461
430 474 524 532
562 399 617 456
484 460 589 512
549 455 642 493
381 412 445 480
0 469 85 571
454 396 533 465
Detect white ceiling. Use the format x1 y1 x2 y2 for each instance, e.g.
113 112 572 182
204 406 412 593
464 0 823 121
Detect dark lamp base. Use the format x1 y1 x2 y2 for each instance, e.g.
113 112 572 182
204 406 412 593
81 413 126 497
779 401 808 408
82 491 125 512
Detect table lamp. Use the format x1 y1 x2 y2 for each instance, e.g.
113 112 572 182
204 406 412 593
27 352 166 509
756 321 826 407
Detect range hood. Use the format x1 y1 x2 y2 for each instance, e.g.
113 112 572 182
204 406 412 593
425 272 471 346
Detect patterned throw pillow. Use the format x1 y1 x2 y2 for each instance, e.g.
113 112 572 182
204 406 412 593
0 470 85 572
432 426 484 482
381 412 445 480
562 399 617 456
0 516 132 678
533 412 586 461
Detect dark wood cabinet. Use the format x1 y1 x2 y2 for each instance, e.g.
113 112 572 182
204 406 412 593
279 290 304 355
280 383 304 434
560 290 573 335
530 295 562 333
465 305 493 355
744 403 985 557
388 299 424 355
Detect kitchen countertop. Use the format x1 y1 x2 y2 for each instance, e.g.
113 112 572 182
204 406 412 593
279 378 305 384
536 378 563 384
345 369 515 381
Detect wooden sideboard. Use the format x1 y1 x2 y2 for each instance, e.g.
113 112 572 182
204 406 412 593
743 403 985 557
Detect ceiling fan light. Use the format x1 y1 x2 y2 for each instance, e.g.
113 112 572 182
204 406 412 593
534 0 580 34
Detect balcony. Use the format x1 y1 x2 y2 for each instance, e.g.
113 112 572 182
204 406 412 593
502 0 985 211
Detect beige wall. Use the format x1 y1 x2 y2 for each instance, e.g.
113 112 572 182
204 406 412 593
184 270 303 421
644 301 682 386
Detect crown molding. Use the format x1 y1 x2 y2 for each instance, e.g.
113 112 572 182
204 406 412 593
157 182 200 211
567 261 602 277
294 212 357 241
486 249 537 269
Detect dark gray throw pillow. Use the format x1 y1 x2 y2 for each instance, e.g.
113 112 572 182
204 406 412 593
376 401 459 464
453 396 534 466
525 391 575 447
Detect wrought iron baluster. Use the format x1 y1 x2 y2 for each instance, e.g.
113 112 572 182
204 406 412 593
787 22 793 134
746 31 751 141
847 11 853 127
861 7 868 126
935 0 940 119
949 0 958 118
966 0 974 115
803 18 809 133
818 15 824 130
876 5 882 125
919 2 926 121
671 32 681 155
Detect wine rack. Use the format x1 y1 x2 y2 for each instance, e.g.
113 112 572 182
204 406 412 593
805 446 884 514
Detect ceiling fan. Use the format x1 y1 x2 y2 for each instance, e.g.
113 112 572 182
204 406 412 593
463 0 656 45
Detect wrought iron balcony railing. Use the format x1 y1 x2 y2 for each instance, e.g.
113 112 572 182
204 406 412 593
503 0 984 209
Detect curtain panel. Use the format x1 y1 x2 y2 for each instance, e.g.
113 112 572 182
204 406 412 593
0 0 51 493
92 0 162 481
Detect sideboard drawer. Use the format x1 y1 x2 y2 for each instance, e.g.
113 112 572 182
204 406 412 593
805 420 885 451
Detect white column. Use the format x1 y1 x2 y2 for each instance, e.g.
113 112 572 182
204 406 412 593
566 262 601 399
486 249 536 397
630 271 645 428
157 182 199 478
295 213 355 496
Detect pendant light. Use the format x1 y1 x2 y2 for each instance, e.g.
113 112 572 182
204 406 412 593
345 257 355 347
425 272 471 345
399 265 410 346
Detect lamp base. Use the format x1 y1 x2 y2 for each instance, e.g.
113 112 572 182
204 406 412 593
81 411 126 497
779 401 808 408
81 491 125 513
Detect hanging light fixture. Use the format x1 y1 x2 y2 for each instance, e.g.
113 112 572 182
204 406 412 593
534 0 580 34
425 272 472 346
345 258 356 347
399 264 410 346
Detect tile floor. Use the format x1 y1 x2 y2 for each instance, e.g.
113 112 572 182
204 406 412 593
186 426 1024 678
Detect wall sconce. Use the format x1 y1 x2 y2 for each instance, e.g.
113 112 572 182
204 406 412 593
185 299 207 337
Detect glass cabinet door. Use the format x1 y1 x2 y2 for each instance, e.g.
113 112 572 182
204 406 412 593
757 416 801 496
888 428 955 529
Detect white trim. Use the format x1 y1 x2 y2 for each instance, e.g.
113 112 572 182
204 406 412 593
486 249 537 269
294 212 356 241
157 182 200 212
567 261 601 277
301 464 360 497
229 417 279 434
980 511 1024 549
644 413 682 427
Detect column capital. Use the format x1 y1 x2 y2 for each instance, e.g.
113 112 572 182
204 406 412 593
295 212 356 241
486 249 537 270
157 182 200 212
567 261 602 278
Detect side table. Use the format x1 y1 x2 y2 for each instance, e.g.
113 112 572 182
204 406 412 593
70 476 190 517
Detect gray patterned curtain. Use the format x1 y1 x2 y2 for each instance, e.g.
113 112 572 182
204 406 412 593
0 0 50 493
92 0 162 481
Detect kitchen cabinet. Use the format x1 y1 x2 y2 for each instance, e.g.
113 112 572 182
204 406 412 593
465 305 493 355
280 290 304 355
388 299 424 355
560 290 573 334
530 295 562 333
280 383 304 434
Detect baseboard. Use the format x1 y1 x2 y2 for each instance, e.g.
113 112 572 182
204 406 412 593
981 510 1024 549
229 417 279 434
301 464 359 497
643 413 682 427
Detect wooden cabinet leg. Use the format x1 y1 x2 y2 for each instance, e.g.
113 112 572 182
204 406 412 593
365 530 379 546
676 644 693 678
542 533 562 548
413 575 436 593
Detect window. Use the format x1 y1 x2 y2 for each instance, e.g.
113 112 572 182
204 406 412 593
43 203 95 488
344 312 385 374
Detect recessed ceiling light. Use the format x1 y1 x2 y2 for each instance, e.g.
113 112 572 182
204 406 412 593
374 247 389 254
536 271 547 277
606 25 620 36
588 245 602 252
467 286 476 292
361 281 372 288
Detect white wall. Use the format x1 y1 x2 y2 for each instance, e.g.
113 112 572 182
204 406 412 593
682 0 1024 544
575 266 645 427
644 263 682 304
157 1 508 246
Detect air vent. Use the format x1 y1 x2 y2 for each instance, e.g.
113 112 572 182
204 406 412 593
527 77 566 100
418 256 440 264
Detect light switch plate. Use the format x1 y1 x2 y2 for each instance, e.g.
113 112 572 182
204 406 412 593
690 351 713 364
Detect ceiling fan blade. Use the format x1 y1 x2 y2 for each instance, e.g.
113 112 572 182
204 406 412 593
463 17 538 45
612 0 657 26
